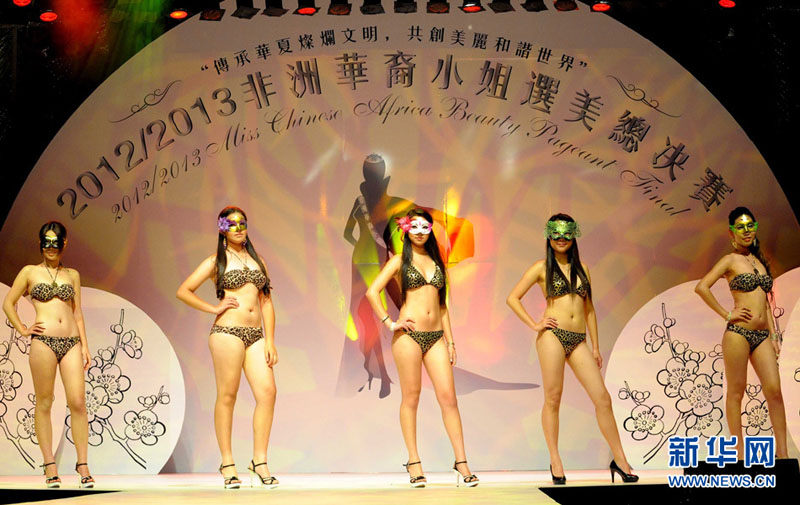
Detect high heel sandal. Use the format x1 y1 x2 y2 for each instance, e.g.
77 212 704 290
218 463 241 489
75 463 94 488
609 460 639 483
248 460 279 489
403 461 426 488
453 460 479 487
549 464 566 485
41 462 60 488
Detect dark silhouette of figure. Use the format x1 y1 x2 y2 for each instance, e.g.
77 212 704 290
337 153 533 398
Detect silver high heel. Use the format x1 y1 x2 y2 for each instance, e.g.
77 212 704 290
75 463 94 488
453 460 479 487
41 462 60 488
218 463 241 489
403 461 427 488
248 460 279 489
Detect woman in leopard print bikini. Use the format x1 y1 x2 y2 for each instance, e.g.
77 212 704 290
177 206 279 489
695 206 787 460
3 221 94 488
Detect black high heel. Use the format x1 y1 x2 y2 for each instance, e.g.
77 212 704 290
403 461 426 488
609 460 639 483
248 460 279 489
549 464 566 485
453 460 479 487
75 463 94 488
41 462 60 488
218 463 241 489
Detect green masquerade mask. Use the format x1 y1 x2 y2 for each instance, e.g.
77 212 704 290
544 220 581 241
729 220 758 234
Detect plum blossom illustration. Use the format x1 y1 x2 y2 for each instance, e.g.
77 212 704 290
741 385 772 436
795 367 800 418
0 358 23 402
124 387 170 446
686 407 724 438
0 315 37 468
16 405 37 444
621 388 665 442
656 357 698 398
88 363 131 403
64 309 169 469
619 303 730 463
676 374 722 417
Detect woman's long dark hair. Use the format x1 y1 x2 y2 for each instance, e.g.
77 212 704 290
39 221 67 248
400 208 447 307
545 213 591 300
214 206 271 299
728 206 772 280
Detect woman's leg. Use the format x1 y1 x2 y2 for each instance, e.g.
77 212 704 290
209 332 246 479
567 342 632 473
59 343 90 476
28 339 59 478
536 330 567 476
392 333 423 476
242 338 277 478
722 330 751 458
422 338 474 476
749 340 788 458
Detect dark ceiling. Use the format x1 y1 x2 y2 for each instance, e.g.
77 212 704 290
1 0 798 222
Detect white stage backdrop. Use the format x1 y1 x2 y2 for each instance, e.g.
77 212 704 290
1 3 798 472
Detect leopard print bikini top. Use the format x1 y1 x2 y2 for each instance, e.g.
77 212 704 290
405 263 445 290
549 267 588 299
221 268 269 291
30 283 75 302
729 270 773 293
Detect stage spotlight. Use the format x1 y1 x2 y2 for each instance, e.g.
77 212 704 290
12 0 32 7
39 9 57 22
591 0 610 12
394 0 416 12
361 0 384 14
169 8 189 19
263 0 289 16
232 0 260 18
328 0 351 14
294 0 319 14
488 0 514 13
427 0 449 13
718 0 735 7
553 0 577 10
459 0 484 12
521 0 547 11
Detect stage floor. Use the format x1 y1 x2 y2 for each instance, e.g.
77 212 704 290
0 470 676 504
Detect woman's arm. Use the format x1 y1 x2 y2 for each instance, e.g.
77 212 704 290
766 293 780 356
365 255 413 332
259 257 278 367
506 261 557 332
582 264 601 368
2 266 44 336
70 269 91 370
176 256 237 315
694 254 751 324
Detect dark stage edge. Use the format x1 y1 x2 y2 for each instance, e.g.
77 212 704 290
540 483 785 505
0 489 116 504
